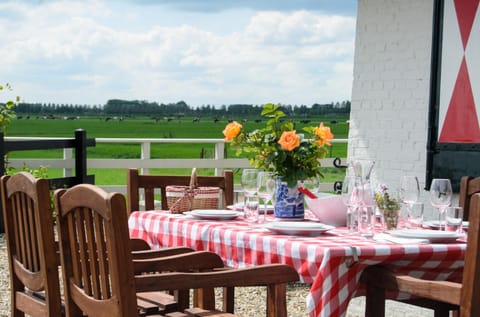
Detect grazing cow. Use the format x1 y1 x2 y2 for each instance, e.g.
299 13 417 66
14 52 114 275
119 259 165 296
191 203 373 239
300 119 311 124
254 119 262 123
193 117 200 123
242 118 248 123
213 117 220 123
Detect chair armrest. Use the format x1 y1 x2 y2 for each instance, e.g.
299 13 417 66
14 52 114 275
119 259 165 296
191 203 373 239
133 251 225 274
130 238 151 251
134 264 299 292
360 265 461 305
132 247 194 260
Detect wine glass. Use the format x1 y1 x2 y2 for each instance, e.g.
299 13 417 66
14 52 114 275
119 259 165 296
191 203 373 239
341 175 363 232
257 172 276 223
241 169 259 198
429 178 452 230
399 176 420 227
301 176 321 198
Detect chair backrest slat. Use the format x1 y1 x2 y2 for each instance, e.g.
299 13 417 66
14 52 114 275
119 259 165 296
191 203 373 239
93 209 111 298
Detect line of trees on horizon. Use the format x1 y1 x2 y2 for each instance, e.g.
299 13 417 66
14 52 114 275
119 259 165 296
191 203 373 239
12 99 351 117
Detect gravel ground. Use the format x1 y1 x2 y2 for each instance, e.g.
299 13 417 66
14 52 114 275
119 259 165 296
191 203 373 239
0 233 434 316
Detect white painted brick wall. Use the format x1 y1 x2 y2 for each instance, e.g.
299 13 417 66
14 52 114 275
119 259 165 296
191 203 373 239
350 0 446 217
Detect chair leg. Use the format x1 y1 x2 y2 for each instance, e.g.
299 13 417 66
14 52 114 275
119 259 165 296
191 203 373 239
174 290 190 311
266 283 287 317
365 284 386 317
223 287 235 313
193 288 215 310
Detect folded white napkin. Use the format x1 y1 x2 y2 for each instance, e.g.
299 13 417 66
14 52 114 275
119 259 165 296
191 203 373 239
373 233 429 244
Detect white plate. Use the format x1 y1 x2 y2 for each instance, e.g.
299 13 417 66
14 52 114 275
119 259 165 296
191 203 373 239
263 221 334 236
227 203 274 213
387 229 463 243
424 220 469 230
188 209 242 220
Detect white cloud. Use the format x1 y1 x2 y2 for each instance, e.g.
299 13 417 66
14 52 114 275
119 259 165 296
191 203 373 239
0 0 356 106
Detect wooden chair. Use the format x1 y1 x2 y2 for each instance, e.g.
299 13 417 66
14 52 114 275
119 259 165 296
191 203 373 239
360 192 480 317
459 176 480 221
127 168 234 213
54 183 299 317
2 171 193 316
0 172 63 316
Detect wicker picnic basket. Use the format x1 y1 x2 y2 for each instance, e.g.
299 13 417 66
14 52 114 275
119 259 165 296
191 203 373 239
166 168 220 214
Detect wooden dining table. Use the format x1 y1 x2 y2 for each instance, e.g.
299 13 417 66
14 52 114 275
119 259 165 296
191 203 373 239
128 210 466 317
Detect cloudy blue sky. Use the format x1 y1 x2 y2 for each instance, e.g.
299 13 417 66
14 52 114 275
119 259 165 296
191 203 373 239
1 0 357 107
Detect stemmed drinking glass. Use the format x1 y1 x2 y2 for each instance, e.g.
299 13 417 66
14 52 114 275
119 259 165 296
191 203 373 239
301 176 321 198
256 172 276 223
429 178 452 231
241 169 258 197
241 169 259 218
399 176 420 227
341 175 363 232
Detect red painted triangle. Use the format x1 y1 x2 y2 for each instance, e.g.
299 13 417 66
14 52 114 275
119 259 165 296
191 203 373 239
454 0 480 49
439 57 480 143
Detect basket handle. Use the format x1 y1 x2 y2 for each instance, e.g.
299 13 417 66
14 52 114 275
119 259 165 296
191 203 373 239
189 167 198 189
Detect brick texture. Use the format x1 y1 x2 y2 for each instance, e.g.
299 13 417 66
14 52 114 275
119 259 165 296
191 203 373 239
349 0 443 219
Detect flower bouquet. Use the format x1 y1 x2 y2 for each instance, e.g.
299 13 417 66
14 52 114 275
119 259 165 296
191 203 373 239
222 103 334 218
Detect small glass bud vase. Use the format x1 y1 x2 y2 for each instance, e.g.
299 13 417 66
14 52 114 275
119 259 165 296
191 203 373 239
380 208 400 230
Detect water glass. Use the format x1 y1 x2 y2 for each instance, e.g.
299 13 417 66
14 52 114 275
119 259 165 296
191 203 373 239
358 205 376 237
445 206 463 233
405 202 424 228
241 169 259 217
244 195 260 223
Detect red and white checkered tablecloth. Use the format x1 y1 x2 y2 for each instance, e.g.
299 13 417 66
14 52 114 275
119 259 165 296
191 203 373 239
128 211 466 317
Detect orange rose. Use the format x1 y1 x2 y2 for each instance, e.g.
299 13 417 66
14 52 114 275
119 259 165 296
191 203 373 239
222 121 243 141
313 122 334 146
278 131 300 151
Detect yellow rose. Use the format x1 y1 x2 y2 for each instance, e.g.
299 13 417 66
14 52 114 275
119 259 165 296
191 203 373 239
314 122 334 146
222 121 243 141
278 131 300 151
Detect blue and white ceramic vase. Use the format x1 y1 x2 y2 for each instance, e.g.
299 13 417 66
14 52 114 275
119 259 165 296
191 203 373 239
274 178 304 219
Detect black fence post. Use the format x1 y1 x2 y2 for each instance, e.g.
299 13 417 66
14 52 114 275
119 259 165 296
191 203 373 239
75 129 88 184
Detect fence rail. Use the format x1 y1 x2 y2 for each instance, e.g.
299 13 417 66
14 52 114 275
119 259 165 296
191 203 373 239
5 136 348 194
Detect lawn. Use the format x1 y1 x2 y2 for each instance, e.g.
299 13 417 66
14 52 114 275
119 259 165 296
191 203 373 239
6 115 349 185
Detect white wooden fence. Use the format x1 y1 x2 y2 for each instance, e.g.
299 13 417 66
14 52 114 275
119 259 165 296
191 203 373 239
6 137 348 194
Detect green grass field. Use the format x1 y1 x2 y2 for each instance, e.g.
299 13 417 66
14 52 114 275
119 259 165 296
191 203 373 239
7 115 349 185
